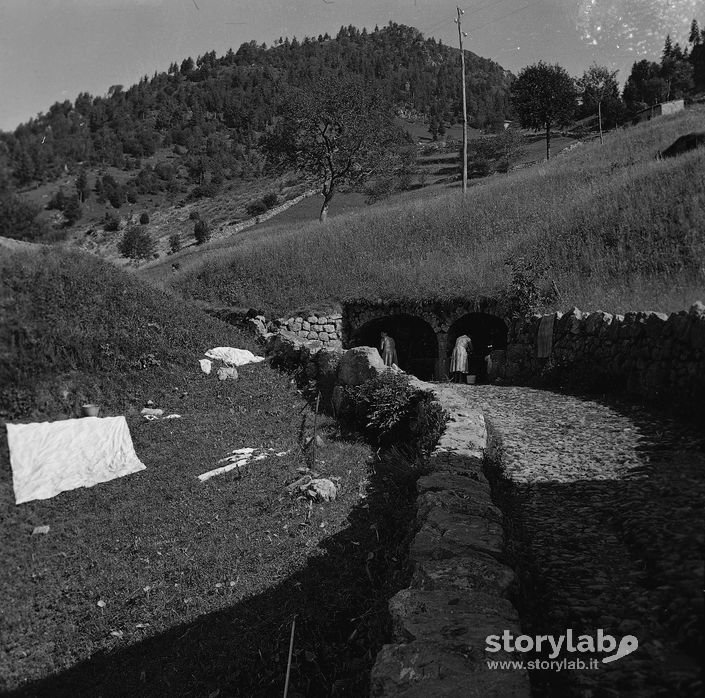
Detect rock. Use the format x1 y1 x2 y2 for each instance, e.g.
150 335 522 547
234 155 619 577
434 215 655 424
337 346 385 386
265 330 303 370
32 525 50 536
246 317 268 338
370 640 529 697
689 300 705 318
308 478 337 502
141 407 164 416
217 367 238 381
199 358 212 374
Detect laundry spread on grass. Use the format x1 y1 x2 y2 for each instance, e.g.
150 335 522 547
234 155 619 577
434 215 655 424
204 347 266 367
6 416 146 505
198 447 289 482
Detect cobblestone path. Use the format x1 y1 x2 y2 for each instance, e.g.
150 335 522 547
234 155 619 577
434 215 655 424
457 385 704 698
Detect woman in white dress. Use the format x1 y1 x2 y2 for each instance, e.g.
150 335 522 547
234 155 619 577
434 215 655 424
450 334 472 382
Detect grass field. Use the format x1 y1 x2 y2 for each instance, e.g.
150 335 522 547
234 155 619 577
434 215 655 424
167 106 705 316
0 247 423 696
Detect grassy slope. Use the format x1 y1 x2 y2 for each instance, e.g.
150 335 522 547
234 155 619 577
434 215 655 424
169 107 705 316
0 248 406 696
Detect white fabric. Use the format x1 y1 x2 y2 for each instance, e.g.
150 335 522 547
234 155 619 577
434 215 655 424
205 347 266 367
6 416 146 504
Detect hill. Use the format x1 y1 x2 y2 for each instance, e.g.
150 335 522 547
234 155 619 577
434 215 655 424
166 105 705 316
0 23 511 199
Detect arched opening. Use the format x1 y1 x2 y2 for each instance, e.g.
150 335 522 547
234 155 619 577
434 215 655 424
447 313 508 381
352 314 438 381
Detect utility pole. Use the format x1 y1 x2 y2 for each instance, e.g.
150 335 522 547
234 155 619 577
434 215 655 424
455 7 468 195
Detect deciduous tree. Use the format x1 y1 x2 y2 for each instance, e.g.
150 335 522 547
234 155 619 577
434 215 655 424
577 64 623 142
266 75 409 222
511 62 576 160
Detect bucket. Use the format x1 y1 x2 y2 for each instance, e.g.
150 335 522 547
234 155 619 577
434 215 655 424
466 375 476 385
82 404 100 417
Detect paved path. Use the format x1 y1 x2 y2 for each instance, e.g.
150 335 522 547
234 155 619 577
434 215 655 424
456 385 703 698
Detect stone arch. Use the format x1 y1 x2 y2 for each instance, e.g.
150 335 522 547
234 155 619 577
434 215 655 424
447 313 509 381
352 314 438 381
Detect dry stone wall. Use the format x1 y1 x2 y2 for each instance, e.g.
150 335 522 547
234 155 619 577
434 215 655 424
262 330 529 697
271 312 344 349
497 302 705 410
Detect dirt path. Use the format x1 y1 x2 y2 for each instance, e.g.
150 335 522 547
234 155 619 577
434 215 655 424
456 385 703 697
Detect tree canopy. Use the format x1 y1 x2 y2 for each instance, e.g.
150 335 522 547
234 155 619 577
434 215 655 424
511 62 576 160
267 76 411 221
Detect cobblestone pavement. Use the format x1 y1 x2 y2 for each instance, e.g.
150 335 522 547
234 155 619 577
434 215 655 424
456 385 704 698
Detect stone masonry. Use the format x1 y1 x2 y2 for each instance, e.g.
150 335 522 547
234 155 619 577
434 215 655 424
497 301 705 410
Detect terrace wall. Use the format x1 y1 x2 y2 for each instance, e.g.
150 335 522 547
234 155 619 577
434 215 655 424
262 331 529 697
496 302 705 411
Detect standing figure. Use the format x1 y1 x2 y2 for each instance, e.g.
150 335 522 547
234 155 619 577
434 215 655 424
449 334 472 382
380 331 398 367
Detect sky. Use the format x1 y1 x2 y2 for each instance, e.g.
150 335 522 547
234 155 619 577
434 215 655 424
0 0 700 131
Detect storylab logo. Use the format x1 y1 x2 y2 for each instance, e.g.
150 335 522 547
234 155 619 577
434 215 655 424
485 629 639 671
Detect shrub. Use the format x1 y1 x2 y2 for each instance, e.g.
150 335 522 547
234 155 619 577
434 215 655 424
140 212 150 225
0 194 49 241
189 210 200 221
103 212 121 232
118 226 155 259
343 371 447 450
190 182 219 199
169 233 181 253
262 192 278 209
194 218 211 245
246 200 267 217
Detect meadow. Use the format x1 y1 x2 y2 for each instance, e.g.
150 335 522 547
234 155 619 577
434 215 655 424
0 248 419 696
168 106 705 317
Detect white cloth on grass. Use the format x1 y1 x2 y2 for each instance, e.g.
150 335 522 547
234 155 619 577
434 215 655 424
6 416 146 505
205 347 266 367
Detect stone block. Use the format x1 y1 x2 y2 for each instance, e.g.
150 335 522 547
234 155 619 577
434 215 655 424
388 589 519 646
323 324 336 333
370 640 529 697
318 332 329 342
410 509 504 560
411 553 516 596
337 346 385 386
307 331 319 340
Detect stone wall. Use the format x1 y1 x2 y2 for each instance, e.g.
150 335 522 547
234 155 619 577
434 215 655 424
497 302 705 409
370 381 529 697
262 331 529 697
271 312 344 349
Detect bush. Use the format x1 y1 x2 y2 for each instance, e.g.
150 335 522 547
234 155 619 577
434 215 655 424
0 194 49 241
343 371 447 450
189 210 200 221
246 200 267 217
118 226 155 259
169 233 181 253
194 219 211 245
140 212 150 225
262 192 279 209
190 182 220 199
103 212 121 232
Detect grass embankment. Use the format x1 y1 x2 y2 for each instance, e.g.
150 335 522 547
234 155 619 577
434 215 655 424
171 107 705 315
0 248 416 696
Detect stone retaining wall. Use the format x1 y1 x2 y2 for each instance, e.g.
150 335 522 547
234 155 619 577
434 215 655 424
262 330 529 697
496 301 705 409
271 312 344 349
369 382 529 697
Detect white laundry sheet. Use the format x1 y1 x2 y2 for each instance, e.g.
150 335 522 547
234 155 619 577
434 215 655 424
6 416 146 505
205 347 266 367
